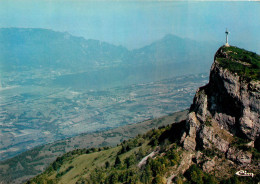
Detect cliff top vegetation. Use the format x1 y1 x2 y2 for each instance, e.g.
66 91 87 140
216 46 260 81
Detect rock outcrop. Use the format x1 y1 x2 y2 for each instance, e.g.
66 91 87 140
180 46 260 165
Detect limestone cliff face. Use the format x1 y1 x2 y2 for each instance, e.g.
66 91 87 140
181 46 260 164
209 61 259 140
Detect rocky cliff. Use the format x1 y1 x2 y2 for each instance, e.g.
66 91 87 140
181 46 260 166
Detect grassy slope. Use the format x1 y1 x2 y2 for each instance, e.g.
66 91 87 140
27 120 260 184
27 125 177 184
56 141 151 184
216 46 260 81
58 147 121 184
0 110 188 184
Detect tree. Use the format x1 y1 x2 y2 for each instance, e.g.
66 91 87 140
90 169 106 184
105 161 110 169
175 177 183 184
152 175 166 184
141 165 152 184
109 172 119 184
204 174 218 184
124 155 136 168
190 170 203 184
114 156 121 168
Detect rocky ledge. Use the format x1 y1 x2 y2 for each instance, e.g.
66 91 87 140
180 46 260 166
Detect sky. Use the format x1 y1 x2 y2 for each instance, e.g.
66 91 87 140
0 0 259 52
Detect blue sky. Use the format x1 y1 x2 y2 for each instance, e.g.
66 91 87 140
0 0 259 52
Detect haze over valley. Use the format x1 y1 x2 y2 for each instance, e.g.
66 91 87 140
0 28 212 160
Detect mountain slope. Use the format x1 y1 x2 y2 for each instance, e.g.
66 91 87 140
0 28 128 71
0 28 216 77
0 110 188 184
27 46 260 184
131 34 214 65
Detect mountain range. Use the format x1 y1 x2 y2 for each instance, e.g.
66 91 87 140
0 28 217 89
0 28 215 163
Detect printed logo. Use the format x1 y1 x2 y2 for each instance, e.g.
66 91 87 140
235 170 254 177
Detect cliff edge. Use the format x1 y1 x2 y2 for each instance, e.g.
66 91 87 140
181 46 260 166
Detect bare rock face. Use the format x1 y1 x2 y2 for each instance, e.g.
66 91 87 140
181 46 260 165
202 157 216 173
182 112 200 150
226 147 252 165
198 125 230 153
208 60 260 140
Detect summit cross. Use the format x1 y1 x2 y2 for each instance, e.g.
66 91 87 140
225 28 230 47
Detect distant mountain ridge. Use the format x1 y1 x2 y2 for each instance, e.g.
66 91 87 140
0 28 128 71
0 28 218 91
0 28 215 72
131 34 210 64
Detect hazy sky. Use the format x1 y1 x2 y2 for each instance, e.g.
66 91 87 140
0 0 259 52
